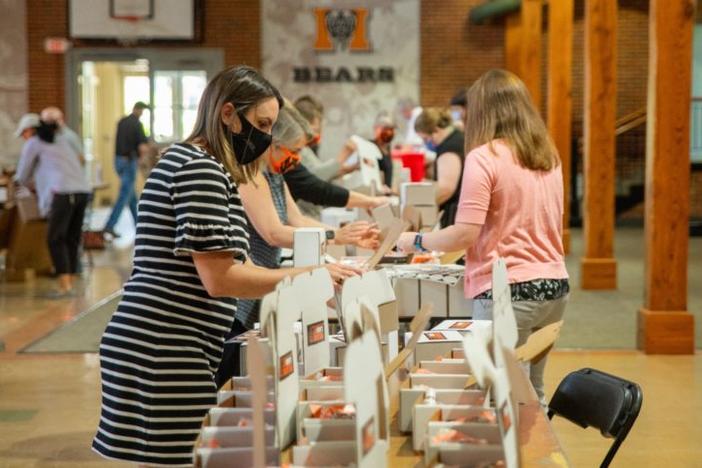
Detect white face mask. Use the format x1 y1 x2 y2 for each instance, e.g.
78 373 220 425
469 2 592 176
451 109 463 124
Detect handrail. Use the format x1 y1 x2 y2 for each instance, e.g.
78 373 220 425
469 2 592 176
615 107 647 136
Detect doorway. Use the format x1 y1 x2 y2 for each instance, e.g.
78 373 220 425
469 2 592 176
65 48 223 205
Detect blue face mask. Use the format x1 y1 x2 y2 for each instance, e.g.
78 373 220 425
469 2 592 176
451 109 463 124
424 138 437 152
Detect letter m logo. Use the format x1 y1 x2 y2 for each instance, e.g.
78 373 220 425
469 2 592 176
313 8 371 52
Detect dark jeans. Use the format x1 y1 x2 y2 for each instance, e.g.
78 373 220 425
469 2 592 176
105 155 138 231
214 319 249 389
47 193 89 275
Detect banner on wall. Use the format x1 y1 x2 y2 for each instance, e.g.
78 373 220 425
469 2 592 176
262 0 420 158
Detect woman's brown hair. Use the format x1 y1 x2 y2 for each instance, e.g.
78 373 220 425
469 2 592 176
186 65 283 184
414 107 453 134
464 69 558 171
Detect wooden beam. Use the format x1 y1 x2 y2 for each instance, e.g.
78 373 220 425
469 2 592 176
546 0 573 254
520 0 543 108
504 13 522 77
581 0 617 290
638 0 695 354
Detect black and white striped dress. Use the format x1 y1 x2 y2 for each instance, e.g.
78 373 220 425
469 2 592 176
92 143 250 466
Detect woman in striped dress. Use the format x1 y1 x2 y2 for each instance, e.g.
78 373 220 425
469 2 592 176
92 66 359 466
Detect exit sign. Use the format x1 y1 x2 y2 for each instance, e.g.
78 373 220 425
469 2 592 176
44 37 71 54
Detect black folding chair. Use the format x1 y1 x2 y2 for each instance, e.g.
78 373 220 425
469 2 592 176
548 368 643 468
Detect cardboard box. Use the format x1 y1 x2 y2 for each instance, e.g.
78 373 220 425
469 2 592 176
331 335 389 367
409 373 471 390
292 440 357 466
424 422 503 466
398 389 486 433
320 207 357 228
194 446 279 468
293 228 326 268
418 359 469 375
300 367 344 388
198 426 275 448
389 265 472 318
431 319 492 334
340 135 383 192
407 330 465 362
204 408 276 427
419 280 448 318
412 405 497 451
296 400 355 442
401 182 436 206
394 277 420 318
299 386 345 402
301 417 356 443
216 390 271 408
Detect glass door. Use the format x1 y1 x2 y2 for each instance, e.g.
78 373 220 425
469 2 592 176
146 50 223 144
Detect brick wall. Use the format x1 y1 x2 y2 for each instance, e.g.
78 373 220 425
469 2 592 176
26 0 261 112
420 0 504 107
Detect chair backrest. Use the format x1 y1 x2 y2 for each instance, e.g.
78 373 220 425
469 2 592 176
548 368 642 467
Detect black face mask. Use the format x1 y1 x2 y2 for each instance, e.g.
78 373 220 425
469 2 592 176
228 111 272 165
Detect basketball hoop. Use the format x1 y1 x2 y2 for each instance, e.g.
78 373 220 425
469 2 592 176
113 15 142 46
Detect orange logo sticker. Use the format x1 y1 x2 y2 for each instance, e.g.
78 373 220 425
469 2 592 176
313 8 371 52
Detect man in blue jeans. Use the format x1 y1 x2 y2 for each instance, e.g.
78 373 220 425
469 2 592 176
103 102 149 238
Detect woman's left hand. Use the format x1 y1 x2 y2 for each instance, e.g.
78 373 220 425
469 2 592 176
355 224 381 250
335 221 376 246
397 231 419 253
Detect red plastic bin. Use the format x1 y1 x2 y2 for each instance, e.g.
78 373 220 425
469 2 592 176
392 150 425 182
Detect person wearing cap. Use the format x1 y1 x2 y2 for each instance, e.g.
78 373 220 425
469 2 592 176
40 106 85 166
15 115 91 297
15 113 40 141
372 111 396 189
103 101 150 238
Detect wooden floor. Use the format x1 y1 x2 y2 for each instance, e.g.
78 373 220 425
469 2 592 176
1 241 701 467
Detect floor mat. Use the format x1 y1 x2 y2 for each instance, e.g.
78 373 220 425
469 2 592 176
19 291 120 353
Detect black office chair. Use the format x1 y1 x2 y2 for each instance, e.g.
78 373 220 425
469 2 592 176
548 368 643 468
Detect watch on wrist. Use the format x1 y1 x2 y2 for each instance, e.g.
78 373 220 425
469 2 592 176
325 229 336 241
414 233 426 252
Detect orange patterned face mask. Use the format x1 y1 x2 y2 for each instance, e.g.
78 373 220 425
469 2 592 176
271 145 302 174
308 133 321 146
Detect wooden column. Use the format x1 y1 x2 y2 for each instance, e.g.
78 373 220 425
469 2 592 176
503 0 542 107
546 0 573 254
581 0 617 289
638 0 695 354
504 13 522 77
520 0 542 108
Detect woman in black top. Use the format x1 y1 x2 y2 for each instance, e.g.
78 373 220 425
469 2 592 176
415 108 465 227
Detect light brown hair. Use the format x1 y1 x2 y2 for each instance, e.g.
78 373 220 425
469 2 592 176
273 100 311 147
464 69 558 171
294 95 324 124
186 65 283 184
414 108 453 134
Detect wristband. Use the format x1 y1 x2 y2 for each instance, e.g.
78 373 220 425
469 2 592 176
414 233 427 252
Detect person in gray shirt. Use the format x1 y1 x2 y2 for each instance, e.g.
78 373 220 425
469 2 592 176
15 118 91 297
41 106 85 166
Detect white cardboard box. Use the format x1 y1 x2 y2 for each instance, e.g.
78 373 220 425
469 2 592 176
398 389 486 433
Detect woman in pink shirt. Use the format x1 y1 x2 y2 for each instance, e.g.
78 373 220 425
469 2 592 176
398 69 569 403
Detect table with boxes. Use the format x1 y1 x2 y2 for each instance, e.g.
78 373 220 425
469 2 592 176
192 258 567 467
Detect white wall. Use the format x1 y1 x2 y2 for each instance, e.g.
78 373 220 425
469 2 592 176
262 0 420 159
0 0 28 168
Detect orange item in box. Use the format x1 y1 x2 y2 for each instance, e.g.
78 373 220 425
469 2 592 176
411 253 435 264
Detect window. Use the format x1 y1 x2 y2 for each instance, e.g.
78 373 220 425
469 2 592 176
123 75 151 136
151 70 206 143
